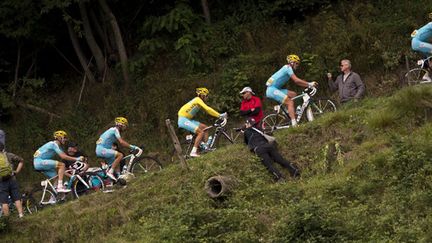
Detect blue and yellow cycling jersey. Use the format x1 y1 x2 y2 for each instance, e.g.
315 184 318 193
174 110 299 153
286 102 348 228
178 97 220 119
33 141 64 160
96 127 121 149
266 65 295 89
412 22 432 41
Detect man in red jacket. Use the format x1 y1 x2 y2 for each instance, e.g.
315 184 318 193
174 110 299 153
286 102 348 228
239 87 263 128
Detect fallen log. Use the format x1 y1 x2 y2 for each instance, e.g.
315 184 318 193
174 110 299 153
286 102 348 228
205 175 237 198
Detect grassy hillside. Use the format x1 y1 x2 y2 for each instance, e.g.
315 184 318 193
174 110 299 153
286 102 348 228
2 0 432 187
3 85 432 242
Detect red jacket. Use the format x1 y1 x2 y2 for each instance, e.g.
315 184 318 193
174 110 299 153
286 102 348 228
240 96 263 123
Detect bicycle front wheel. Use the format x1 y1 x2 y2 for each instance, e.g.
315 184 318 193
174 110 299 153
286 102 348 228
405 68 429 86
130 156 163 176
261 114 290 134
306 99 337 121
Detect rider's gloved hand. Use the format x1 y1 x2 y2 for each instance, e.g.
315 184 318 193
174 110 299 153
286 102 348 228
129 144 139 150
308 81 318 88
219 112 228 119
76 156 85 162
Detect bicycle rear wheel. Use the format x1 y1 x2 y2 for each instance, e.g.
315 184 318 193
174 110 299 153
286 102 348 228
72 174 105 198
405 68 430 86
130 156 163 176
261 114 290 134
306 99 337 121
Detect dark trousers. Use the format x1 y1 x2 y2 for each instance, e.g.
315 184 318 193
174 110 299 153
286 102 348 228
254 143 299 180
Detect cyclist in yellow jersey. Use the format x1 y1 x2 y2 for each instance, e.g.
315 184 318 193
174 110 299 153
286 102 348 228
178 87 227 157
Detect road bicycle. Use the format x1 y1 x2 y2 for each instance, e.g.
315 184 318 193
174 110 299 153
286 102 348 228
96 146 163 186
172 117 233 160
261 87 337 134
405 56 432 86
25 161 100 213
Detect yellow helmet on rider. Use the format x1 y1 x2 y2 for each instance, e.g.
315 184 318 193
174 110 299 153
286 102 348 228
287 54 301 64
196 87 209 97
115 117 128 126
53 130 68 140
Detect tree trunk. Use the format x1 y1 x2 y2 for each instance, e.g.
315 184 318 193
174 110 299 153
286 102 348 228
89 8 113 55
67 21 96 84
201 0 211 24
98 0 129 83
12 43 21 98
79 1 106 79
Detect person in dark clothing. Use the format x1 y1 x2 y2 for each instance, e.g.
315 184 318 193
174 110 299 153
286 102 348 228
243 118 299 182
63 141 88 172
327 59 365 104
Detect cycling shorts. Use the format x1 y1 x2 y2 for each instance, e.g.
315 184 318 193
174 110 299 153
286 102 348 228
95 146 118 165
412 38 432 57
178 116 200 133
266 86 288 104
33 159 60 178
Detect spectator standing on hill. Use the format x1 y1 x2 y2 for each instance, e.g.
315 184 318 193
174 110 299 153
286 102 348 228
239 87 263 128
0 142 24 218
243 118 299 182
411 12 432 82
327 59 365 104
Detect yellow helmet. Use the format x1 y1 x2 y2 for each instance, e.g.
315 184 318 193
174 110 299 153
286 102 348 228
53 130 68 139
115 117 128 126
287 54 301 64
196 87 209 96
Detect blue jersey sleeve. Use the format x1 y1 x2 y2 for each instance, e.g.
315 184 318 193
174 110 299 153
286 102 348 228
51 142 64 155
114 128 121 140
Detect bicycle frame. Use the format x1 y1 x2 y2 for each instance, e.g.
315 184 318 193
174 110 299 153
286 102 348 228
273 91 312 124
180 119 233 157
417 56 432 69
207 124 234 149
39 176 58 205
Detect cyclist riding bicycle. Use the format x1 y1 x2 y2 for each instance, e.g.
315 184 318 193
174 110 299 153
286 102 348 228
411 12 432 82
33 131 84 193
95 117 141 181
266 54 318 127
178 87 227 157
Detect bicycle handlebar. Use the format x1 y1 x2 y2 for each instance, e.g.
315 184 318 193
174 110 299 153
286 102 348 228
214 117 227 127
304 87 317 97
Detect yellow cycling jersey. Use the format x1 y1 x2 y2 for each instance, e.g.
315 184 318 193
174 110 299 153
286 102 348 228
178 97 220 119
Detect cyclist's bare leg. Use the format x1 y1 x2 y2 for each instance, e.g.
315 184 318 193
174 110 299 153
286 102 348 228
284 91 297 121
57 162 66 183
194 124 208 149
110 152 124 174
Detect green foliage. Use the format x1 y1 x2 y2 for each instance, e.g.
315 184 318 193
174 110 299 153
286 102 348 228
137 2 209 69
0 217 9 233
